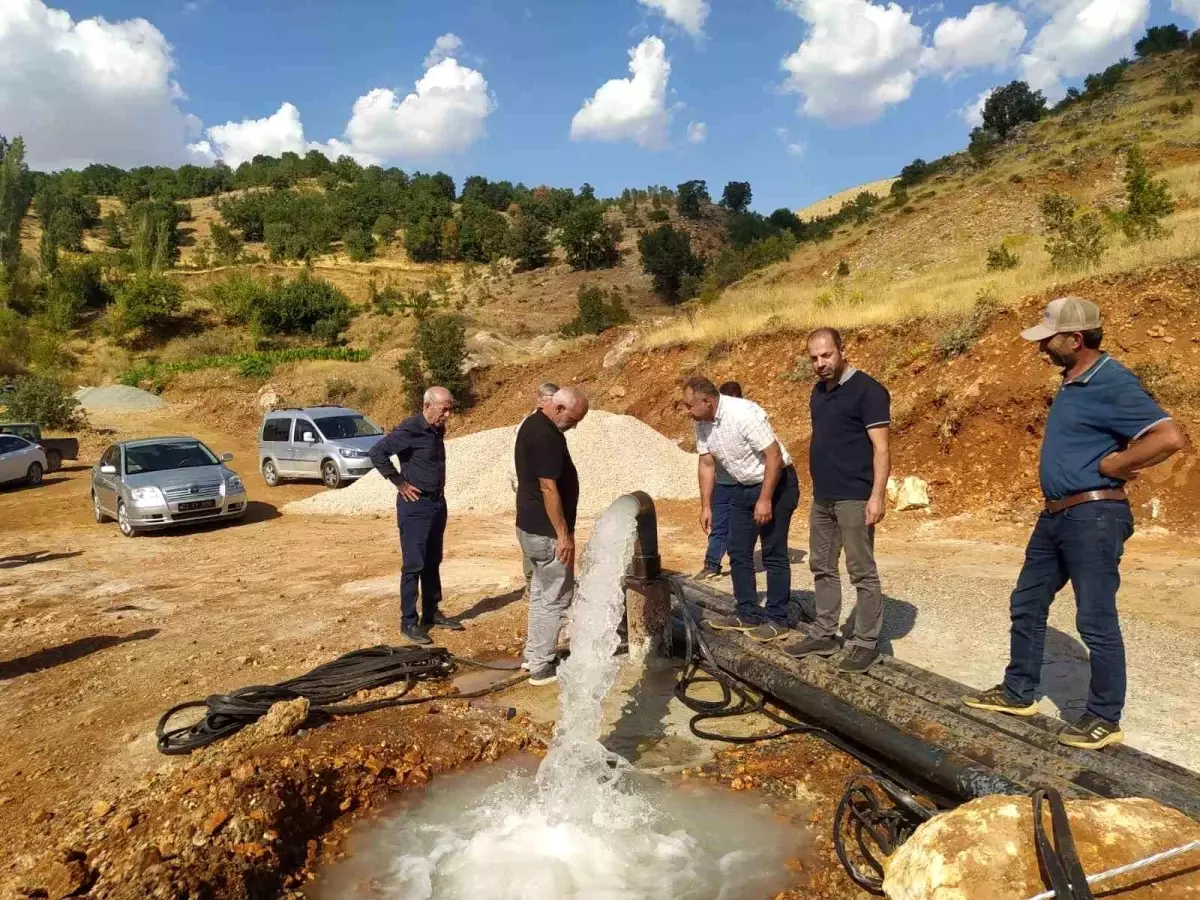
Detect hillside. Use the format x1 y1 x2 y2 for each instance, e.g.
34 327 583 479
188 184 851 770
795 177 897 220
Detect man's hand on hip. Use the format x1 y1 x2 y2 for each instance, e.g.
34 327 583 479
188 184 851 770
397 481 422 502
556 533 576 568
866 495 886 526
1098 451 1138 483
753 497 773 526
699 506 713 535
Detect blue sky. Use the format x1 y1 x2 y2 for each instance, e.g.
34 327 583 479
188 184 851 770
2 0 1194 211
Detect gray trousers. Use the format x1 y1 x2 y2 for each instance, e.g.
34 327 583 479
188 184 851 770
809 499 884 649
516 528 575 669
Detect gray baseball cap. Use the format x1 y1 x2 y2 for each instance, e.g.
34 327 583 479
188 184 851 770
1021 296 1102 342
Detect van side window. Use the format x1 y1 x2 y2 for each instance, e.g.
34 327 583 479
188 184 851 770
293 420 316 442
101 445 120 469
262 419 292 442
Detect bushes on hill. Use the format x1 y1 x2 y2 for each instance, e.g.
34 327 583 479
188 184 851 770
1042 193 1107 271
676 180 709 219
507 214 552 272
3 375 85 430
981 81 1047 140
1136 25 1190 58
373 214 398 244
209 223 243 265
398 314 470 410
207 270 353 343
561 285 631 336
720 182 752 213
638 224 703 302
110 273 183 337
343 227 376 262
647 208 670 223
559 202 622 270
1119 145 1174 241
937 289 1002 360
986 245 1020 271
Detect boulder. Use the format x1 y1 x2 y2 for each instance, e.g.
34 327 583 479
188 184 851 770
602 331 638 369
886 476 899 505
884 795 1200 900
894 476 930 511
256 386 281 412
249 697 310 739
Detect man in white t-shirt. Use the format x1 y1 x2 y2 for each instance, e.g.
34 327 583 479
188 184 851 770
510 382 560 594
682 376 800 643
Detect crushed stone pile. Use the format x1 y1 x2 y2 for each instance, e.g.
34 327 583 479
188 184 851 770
285 410 699 519
73 385 165 412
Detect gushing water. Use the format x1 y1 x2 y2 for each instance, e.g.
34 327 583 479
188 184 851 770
311 497 796 899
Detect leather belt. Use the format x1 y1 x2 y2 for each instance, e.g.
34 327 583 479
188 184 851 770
1044 488 1126 514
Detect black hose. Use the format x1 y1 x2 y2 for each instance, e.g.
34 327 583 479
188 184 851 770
157 645 524 755
1033 788 1095 899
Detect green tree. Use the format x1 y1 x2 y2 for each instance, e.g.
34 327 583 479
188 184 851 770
112 274 184 335
637 224 703 302
1042 193 1107 271
561 284 631 336
405 216 443 262
506 213 552 272
416 314 469 401
397 350 426 414
210 223 242 265
559 202 622 270
720 181 752 213
102 211 126 249
1135 24 1189 58
343 226 376 262
981 81 1047 140
676 180 710 219
1121 145 1174 240
5 375 85 430
373 214 398 244
0 137 35 281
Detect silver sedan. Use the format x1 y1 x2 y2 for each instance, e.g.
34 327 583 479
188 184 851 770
91 437 248 537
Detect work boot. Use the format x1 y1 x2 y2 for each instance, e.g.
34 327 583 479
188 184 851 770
1058 713 1124 750
747 621 790 642
423 612 465 631
528 661 558 686
962 685 1038 717
783 635 839 659
839 646 879 674
401 624 433 646
692 567 722 582
706 613 757 632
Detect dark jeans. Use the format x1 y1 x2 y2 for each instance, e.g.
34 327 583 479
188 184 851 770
703 482 735 570
397 495 448 630
728 467 800 625
1003 501 1133 723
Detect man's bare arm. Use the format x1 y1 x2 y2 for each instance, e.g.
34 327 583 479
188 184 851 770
539 477 575 566
866 426 890 526
1100 420 1188 481
698 453 716 534
753 442 783 526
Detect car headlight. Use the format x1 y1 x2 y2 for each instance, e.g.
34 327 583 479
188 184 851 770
226 475 245 493
129 486 164 504
338 448 370 459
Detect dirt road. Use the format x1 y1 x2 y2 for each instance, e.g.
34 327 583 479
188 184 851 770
3 404 1199 875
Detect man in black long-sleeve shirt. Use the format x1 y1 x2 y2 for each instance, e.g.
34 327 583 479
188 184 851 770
368 385 464 644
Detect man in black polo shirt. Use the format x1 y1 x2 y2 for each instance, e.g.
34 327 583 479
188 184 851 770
514 386 589 686
369 385 464 645
786 328 891 674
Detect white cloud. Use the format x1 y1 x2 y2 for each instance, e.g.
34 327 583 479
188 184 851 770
1018 0 1150 98
192 36 494 166
570 36 672 149
961 88 992 126
636 0 710 38
922 4 1028 73
1171 0 1200 22
780 0 925 125
776 127 806 157
423 33 463 69
687 120 707 143
339 58 495 162
0 0 203 170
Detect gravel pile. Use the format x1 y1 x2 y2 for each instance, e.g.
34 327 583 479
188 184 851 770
74 385 165 412
285 410 699 519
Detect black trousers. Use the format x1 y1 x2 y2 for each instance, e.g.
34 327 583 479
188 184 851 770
397 495 447 629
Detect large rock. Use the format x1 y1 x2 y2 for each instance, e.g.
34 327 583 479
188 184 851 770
894 476 930 511
249 697 310 739
602 331 638 369
884 795 1200 900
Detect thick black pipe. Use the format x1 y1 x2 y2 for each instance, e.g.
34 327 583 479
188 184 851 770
626 491 662 581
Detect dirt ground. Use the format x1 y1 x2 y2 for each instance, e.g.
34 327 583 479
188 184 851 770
3 406 1200 897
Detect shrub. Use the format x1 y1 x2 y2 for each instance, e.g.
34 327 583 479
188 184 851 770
112 274 183 336
102 212 126 249
1119 145 1174 241
3 375 85 429
559 203 622 270
937 289 1002 360
414 314 469 402
373 214 398 243
237 357 273 379
986 245 1020 271
210 223 243 265
404 216 443 262
981 81 1047 140
343 227 376 262
676 180 709 219
367 279 405 315
836 259 851 277
647 208 670 223
637 224 703 302
120 347 370 388
1041 193 1107 271
1135 24 1189 58
561 284 632 336
324 377 357 405
396 350 426 415
968 127 1001 164
506 214 552 272
812 283 867 310
207 270 353 341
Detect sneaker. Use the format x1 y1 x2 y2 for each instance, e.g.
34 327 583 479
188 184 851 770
423 612 465 631
528 662 558 686
692 567 722 582
401 625 433 646
707 614 758 632
747 621 790 643
962 685 1038 717
783 635 839 659
1059 713 1124 750
839 646 879 674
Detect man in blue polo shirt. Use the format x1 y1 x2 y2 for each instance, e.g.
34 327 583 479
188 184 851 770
965 297 1186 750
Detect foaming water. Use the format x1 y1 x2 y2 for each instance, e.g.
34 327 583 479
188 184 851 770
310 497 798 900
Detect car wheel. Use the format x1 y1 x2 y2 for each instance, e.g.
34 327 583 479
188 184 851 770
321 459 343 489
26 462 44 486
46 450 62 473
262 459 280 487
92 491 109 523
117 501 138 538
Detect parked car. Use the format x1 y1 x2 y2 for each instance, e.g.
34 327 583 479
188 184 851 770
258 406 384 489
0 434 47 487
91 437 248 537
0 422 79 472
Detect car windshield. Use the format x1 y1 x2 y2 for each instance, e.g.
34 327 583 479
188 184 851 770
124 441 219 474
313 415 383 440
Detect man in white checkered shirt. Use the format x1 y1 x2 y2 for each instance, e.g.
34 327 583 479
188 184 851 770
682 376 800 642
